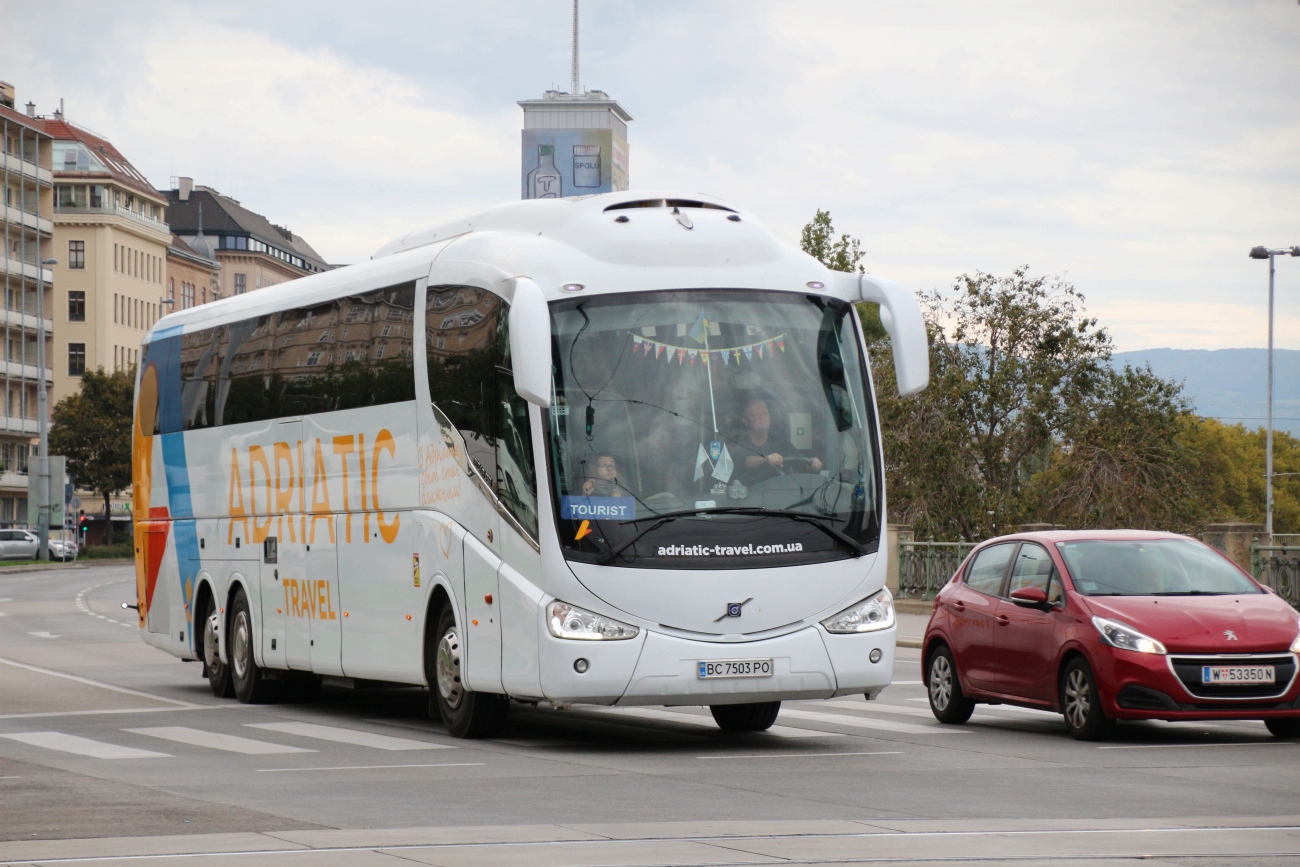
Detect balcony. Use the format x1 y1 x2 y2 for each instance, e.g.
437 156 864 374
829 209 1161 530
0 152 53 186
2 205 53 236
0 308 53 334
0 257 53 285
0 360 53 385
54 203 168 237
0 417 39 437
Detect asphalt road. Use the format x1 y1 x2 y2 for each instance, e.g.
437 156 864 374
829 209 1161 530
0 563 1297 866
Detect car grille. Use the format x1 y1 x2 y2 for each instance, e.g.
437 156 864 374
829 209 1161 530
1167 654 1297 700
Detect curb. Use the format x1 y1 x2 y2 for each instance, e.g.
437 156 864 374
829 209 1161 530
0 558 134 574
897 638 922 649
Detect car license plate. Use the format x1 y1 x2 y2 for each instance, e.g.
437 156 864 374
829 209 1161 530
1201 665 1275 684
698 658 774 679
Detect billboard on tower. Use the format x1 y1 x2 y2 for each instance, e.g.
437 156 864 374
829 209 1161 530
521 128 628 199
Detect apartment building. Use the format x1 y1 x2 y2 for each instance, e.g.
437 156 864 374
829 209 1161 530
45 114 170 404
165 232 220 312
0 84 52 526
165 178 329 299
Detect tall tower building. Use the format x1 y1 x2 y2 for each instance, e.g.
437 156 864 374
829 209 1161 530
518 2 631 199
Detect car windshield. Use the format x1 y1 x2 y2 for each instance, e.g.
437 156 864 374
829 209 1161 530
1057 539 1262 596
548 289 881 568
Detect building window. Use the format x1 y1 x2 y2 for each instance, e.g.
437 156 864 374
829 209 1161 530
68 343 85 376
182 283 195 309
168 278 174 303
68 291 85 322
68 240 85 270
234 273 246 295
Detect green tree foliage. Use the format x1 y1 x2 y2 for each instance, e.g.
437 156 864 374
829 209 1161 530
1178 418 1299 534
49 368 134 544
798 209 886 341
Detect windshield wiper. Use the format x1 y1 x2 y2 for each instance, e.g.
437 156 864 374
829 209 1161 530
1151 590 1231 596
600 506 867 565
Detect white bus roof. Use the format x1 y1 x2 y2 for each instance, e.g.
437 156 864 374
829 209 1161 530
147 190 855 340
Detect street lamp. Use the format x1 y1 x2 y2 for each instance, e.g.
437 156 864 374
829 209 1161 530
1248 245 1300 540
38 258 57 561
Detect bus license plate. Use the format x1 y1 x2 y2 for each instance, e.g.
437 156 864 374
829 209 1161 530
698 659 774 679
1201 665 1275 684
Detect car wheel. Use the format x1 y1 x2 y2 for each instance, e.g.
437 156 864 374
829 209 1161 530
200 600 234 698
1061 657 1115 741
710 701 781 732
927 645 975 724
1264 717 1300 738
229 588 281 704
427 606 509 738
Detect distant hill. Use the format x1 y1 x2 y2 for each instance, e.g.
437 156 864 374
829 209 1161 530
1111 348 1300 437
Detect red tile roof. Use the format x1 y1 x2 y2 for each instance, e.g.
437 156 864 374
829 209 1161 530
40 118 161 200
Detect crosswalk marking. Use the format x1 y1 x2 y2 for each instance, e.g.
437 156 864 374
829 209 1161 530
125 727 315 755
779 707 969 735
583 706 832 738
820 700 937 718
246 722 455 751
1 732 171 760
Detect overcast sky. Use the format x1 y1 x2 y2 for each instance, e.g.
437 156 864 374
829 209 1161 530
7 0 1299 351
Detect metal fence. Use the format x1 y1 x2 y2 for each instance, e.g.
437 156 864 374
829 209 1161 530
1252 543 1299 609
897 540 976 599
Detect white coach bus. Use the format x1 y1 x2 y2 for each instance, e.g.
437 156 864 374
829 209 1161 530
131 191 928 737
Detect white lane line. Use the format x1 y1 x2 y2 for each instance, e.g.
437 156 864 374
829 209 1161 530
779 707 969 735
1099 741 1294 750
583 707 833 738
1 732 171 760
0 656 202 708
126 726 315 755
247 722 455 751
890 680 924 685
256 762 483 773
0 706 224 721
821 700 936 718
696 751 902 760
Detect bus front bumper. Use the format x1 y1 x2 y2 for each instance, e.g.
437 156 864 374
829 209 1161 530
538 623 896 707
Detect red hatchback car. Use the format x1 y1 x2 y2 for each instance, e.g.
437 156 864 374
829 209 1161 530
922 530 1300 740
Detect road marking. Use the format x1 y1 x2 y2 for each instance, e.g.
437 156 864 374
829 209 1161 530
583 707 832 738
126 726 315 754
1099 741 1294 750
0 706 224 720
779 707 969 734
27 631 60 639
0 656 202 708
821 700 936 718
1 732 171 759
256 762 483 772
246 722 455 751
890 680 924 685
696 751 902 759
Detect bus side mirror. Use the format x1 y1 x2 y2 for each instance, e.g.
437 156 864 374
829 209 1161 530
508 278 552 408
858 274 929 397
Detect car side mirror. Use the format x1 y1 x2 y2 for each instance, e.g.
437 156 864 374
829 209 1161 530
1009 586 1049 609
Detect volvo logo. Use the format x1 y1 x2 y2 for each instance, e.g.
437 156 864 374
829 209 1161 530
714 598 753 622
1223 630 1238 641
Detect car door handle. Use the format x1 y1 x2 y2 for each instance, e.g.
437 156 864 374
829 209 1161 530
996 614 1010 626
950 600 965 612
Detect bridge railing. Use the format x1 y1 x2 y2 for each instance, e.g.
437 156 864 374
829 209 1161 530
1251 541 1299 609
897 540 976 599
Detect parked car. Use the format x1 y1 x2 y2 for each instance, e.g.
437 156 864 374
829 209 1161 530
0 529 39 560
922 530 1300 740
48 537 78 561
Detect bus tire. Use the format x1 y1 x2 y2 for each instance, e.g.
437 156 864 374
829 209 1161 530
199 597 234 699
710 701 781 732
429 606 509 739
230 588 281 704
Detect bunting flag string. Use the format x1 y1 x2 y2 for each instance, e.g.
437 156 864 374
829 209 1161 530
631 332 788 367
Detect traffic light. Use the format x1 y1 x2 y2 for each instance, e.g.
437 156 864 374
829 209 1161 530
78 510 88 539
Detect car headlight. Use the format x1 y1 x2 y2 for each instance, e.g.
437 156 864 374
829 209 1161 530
547 601 639 641
822 588 895 634
1290 630 1300 654
1091 616 1166 655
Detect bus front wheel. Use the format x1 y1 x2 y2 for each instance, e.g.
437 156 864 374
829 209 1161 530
710 701 781 732
428 606 509 739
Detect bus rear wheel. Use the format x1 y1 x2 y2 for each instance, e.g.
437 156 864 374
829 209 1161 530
710 701 781 732
428 606 509 739
230 588 281 704
199 598 234 699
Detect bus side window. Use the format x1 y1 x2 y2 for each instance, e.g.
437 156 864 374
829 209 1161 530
219 315 276 426
494 312 537 538
426 285 500 484
180 327 220 429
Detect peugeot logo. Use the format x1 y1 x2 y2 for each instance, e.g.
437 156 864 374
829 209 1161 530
1224 630 1238 641
714 597 753 622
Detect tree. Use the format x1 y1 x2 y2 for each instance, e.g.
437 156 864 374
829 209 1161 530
49 368 134 544
1178 418 1300 534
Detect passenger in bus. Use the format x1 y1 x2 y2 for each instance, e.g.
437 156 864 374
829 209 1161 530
735 399 822 485
579 453 632 498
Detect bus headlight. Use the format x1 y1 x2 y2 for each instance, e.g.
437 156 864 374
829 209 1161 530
547 601 639 641
822 588 895 634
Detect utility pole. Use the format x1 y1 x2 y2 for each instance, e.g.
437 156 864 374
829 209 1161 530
37 256 55 561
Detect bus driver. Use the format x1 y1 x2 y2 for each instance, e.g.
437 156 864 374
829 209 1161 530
736 399 823 485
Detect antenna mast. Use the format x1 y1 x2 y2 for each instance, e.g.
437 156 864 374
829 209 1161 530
571 0 580 94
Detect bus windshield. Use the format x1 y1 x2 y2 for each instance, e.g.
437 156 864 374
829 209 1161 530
548 289 881 569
